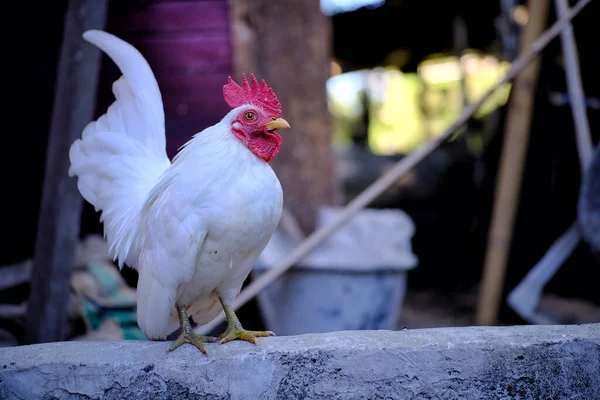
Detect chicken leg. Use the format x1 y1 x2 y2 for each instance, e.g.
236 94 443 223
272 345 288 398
218 297 275 344
169 304 218 353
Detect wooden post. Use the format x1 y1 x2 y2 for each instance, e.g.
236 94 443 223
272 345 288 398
475 0 550 326
229 0 340 234
24 0 107 344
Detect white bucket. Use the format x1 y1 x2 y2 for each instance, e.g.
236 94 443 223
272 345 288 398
252 207 418 335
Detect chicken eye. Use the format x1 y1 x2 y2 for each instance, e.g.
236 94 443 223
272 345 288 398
244 112 257 121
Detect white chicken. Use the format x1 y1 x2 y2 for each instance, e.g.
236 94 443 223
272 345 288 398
69 30 290 353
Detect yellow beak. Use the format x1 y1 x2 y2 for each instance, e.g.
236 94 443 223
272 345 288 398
265 118 291 131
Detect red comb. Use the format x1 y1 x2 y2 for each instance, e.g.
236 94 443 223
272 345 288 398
223 73 282 117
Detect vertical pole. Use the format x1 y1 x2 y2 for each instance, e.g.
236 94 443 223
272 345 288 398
24 0 108 344
475 0 550 326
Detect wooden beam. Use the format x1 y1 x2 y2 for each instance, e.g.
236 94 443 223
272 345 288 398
24 0 108 344
229 0 340 234
475 0 550 326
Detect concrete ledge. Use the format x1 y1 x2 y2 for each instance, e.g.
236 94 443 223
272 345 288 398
1 323 599 399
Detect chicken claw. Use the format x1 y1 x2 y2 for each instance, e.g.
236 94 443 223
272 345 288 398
169 304 218 354
219 328 275 345
219 298 275 345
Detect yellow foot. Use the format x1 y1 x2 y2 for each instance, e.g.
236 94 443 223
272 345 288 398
168 330 218 354
219 328 275 345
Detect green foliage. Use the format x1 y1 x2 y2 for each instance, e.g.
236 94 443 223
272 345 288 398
327 52 512 156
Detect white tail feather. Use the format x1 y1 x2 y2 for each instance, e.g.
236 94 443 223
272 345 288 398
69 30 171 269
136 266 180 339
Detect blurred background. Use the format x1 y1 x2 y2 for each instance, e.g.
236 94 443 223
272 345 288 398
2 0 599 346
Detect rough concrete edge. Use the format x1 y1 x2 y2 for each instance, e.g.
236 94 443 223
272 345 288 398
0 323 599 399
2 323 598 361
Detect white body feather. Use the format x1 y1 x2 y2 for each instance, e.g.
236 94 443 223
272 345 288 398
69 30 283 339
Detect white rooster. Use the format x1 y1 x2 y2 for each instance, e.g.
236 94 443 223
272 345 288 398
69 30 290 353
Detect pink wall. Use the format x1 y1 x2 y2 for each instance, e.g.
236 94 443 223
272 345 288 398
102 0 233 157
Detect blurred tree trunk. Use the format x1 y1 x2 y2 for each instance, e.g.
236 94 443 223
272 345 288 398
229 0 340 234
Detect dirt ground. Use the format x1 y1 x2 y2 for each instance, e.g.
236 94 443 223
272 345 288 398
397 287 600 330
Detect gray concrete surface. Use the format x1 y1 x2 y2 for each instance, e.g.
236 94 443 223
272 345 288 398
1 323 599 399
